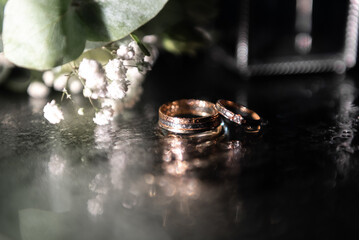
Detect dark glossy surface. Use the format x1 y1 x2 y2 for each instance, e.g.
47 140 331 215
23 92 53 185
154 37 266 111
1 52 359 240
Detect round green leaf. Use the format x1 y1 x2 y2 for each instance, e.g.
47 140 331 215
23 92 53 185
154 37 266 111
75 0 168 42
3 0 86 70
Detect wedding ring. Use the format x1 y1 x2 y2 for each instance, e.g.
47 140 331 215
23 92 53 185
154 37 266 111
158 99 221 134
215 99 262 131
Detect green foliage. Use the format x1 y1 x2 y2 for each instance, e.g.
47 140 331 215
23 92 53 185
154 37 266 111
2 0 167 70
60 47 114 73
0 0 7 33
140 0 218 55
130 33 150 56
0 0 8 53
3 0 85 70
162 22 210 55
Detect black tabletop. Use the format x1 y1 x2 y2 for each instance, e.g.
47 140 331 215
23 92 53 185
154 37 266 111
1 51 359 240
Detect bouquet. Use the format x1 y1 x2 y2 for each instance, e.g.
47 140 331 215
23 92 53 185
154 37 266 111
0 0 218 125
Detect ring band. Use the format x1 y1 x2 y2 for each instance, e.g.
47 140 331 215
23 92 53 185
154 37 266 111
158 99 221 133
215 99 262 130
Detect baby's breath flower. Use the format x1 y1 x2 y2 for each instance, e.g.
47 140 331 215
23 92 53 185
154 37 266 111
27 81 50 99
105 59 127 81
126 67 144 83
144 55 154 65
69 78 83 94
83 88 92 98
43 100 64 124
93 107 114 125
78 58 106 93
78 108 84 116
106 80 129 100
116 45 135 60
53 74 68 91
42 70 55 87
142 35 158 45
101 98 116 108
41 37 157 126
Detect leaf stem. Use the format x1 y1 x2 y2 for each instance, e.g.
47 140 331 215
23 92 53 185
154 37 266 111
130 33 151 56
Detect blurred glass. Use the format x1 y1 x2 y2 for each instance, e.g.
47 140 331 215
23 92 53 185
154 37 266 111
236 0 359 75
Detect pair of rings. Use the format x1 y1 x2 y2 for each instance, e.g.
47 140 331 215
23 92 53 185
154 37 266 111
158 99 262 134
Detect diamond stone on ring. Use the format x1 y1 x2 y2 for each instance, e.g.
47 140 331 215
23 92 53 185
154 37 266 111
215 99 262 131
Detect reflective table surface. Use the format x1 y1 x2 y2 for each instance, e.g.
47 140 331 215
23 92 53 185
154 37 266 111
1 52 359 240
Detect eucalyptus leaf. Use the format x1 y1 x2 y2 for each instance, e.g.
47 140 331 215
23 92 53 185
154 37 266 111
3 0 86 70
0 0 8 54
162 23 208 55
74 47 113 65
0 0 7 33
84 40 109 51
0 63 12 85
76 0 168 42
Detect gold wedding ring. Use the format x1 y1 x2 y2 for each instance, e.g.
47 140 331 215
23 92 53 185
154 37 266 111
215 99 262 132
158 99 221 134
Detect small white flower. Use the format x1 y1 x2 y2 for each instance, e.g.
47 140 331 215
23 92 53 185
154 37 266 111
105 59 127 81
144 55 154 65
106 80 128 100
83 88 92 98
101 98 125 115
78 58 102 81
142 35 158 44
116 45 135 60
27 81 50 99
78 58 106 92
128 41 145 62
69 77 83 94
78 108 84 116
43 100 64 124
42 71 55 87
117 45 127 57
90 92 99 99
126 67 144 83
53 74 68 91
93 107 114 125
101 98 116 108
144 49 158 65
128 41 142 55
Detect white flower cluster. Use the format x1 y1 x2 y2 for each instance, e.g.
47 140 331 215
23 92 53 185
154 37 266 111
78 40 152 125
43 100 64 124
42 37 158 125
